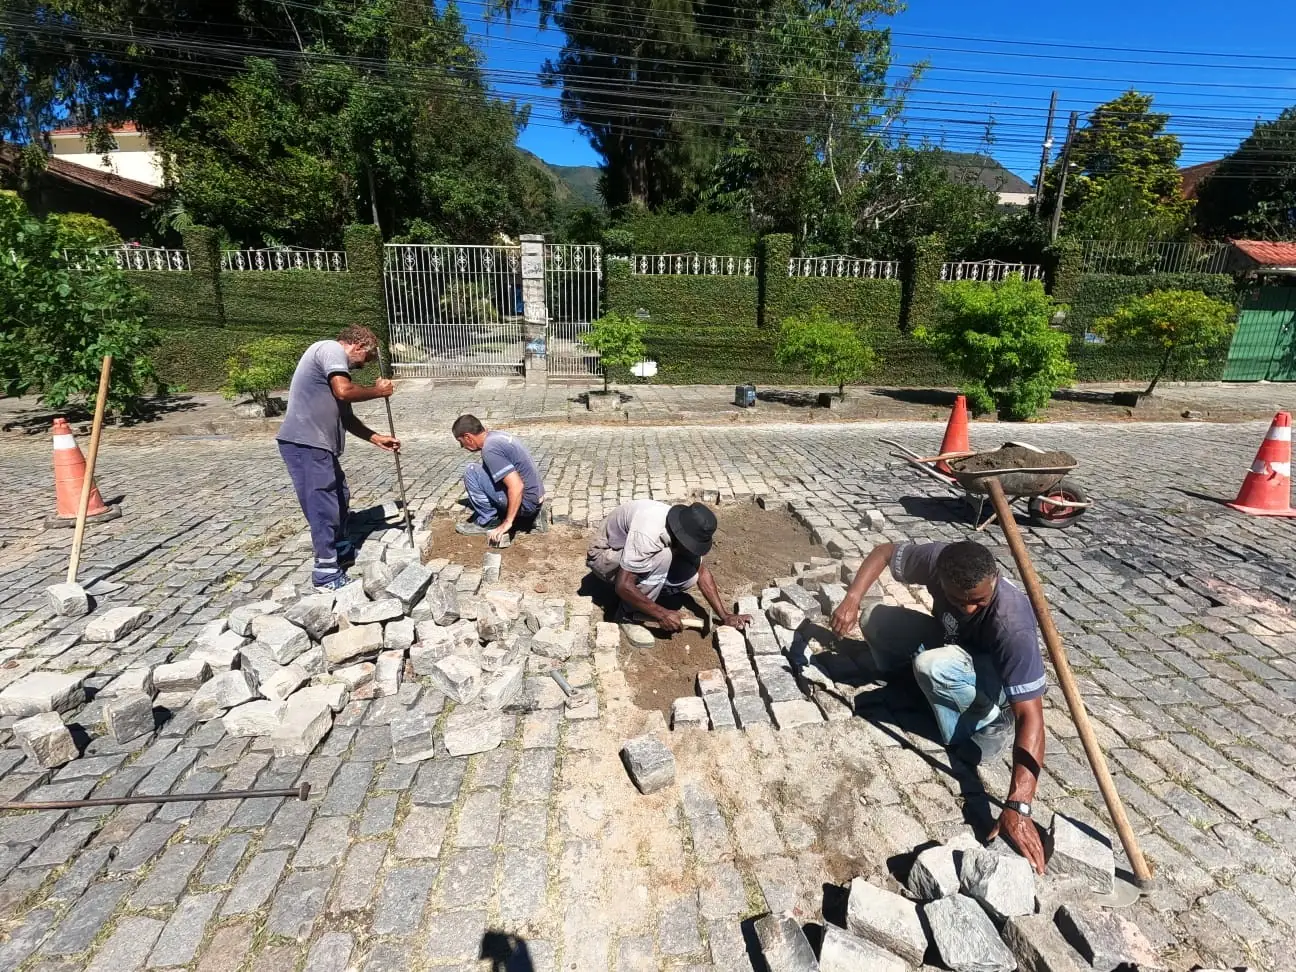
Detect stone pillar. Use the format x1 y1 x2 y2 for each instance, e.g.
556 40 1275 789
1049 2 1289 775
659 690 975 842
520 235 547 384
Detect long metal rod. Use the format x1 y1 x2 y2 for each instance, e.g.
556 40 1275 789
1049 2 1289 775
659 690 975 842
2 782 311 812
67 355 113 584
377 347 415 546
985 479 1154 888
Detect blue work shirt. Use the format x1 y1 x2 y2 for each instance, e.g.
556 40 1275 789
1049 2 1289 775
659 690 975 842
891 541 1047 703
480 431 544 511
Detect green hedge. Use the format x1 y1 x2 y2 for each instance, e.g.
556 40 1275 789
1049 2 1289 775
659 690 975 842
133 272 223 329
605 260 757 328
220 273 370 332
901 234 945 331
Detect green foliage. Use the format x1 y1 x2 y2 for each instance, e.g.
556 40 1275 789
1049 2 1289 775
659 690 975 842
901 234 945 331
1095 289 1235 395
1044 91 1189 240
919 276 1074 421
1195 107 1296 240
584 311 647 393
774 309 877 398
0 192 159 413
615 209 755 256
606 259 759 329
601 228 634 256
48 213 122 246
221 336 300 403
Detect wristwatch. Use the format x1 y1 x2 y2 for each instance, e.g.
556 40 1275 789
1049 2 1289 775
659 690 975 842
1004 800 1032 817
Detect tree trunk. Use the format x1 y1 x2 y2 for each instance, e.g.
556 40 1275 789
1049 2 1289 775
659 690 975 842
838 382 846 401
1145 347 1174 397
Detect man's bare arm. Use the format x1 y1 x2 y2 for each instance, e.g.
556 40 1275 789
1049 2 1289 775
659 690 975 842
831 542 897 637
329 374 393 403
989 697 1047 873
697 564 749 630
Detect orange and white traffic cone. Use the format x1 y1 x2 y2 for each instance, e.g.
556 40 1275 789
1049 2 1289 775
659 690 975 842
1227 411 1296 517
46 417 120 528
936 394 971 474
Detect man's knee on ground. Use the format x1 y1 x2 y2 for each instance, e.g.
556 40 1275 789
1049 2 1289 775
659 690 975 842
911 644 970 690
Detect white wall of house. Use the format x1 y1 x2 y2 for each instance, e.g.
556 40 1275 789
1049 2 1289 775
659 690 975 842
49 129 164 186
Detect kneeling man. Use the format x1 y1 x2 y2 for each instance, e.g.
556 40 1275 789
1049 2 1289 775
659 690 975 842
588 501 749 632
452 415 547 546
832 539 1047 871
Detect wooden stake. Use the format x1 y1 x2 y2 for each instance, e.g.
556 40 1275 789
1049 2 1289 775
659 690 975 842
985 478 1154 888
66 355 113 585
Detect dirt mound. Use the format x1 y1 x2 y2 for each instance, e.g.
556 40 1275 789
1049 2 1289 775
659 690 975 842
951 446 1075 473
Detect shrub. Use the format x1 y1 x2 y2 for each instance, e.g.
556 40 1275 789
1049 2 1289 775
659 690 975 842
774 308 877 400
221 336 301 405
919 276 1074 421
584 311 646 394
1094 289 1235 396
0 193 159 414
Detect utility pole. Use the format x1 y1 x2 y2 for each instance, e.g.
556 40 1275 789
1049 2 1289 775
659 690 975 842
1049 111 1079 243
1033 91 1058 218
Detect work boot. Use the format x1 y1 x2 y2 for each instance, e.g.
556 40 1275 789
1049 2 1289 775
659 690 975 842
455 518 501 537
533 499 551 534
313 573 357 594
953 707 1014 766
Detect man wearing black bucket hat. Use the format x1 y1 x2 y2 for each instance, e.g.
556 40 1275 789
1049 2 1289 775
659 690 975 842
587 501 749 632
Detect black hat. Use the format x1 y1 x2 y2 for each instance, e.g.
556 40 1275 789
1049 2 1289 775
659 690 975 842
666 503 717 559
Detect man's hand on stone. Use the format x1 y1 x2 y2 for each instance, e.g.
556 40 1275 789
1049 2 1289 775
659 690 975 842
989 808 1047 874
488 522 512 546
656 610 684 633
721 613 751 631
830 596 861 638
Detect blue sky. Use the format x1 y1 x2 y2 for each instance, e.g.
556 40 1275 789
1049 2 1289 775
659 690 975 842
460 0 1296 180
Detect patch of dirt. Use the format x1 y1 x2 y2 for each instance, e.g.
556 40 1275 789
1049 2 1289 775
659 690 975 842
703 500 824 597
420 517 592 595
951 446 1076 472
620 627 721 716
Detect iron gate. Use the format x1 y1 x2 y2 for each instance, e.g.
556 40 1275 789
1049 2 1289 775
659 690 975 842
384 244 524 377
544 244 602 377
384 242 602 378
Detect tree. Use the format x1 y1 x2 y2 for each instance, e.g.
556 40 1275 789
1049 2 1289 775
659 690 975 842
1044 91 1190 240
0 191 159 414
774 308 876 400
918 276 1074 421
1195 108 1296 240
1094 290 1235 396
1 0 554 245
584 312 646 394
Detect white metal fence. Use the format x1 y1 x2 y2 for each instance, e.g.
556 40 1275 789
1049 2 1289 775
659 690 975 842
940 260 1043 282
65 246 190 271
545 244 603 378
384 244 525 376
222 248 347 272
788 255 900 279
631 252 754 276
1080 239 1230 275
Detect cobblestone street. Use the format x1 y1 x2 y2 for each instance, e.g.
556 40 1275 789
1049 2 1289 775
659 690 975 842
2 411 1295 971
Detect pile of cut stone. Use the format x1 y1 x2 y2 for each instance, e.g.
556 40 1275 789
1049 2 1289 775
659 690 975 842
755 815 1170 972
5 529 599 771
669 556 876 734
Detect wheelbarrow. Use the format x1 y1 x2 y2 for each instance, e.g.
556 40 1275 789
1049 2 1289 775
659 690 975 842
880 439 1091 530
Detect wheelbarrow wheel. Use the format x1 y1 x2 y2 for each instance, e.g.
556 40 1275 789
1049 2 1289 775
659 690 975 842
1028 479 1089 529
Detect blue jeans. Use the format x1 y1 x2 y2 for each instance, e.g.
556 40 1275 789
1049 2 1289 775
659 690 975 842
862 605 1006 745
279 441 349 585
463 464 540 526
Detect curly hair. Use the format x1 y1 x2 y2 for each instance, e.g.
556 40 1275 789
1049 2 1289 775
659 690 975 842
337 325 379 350
936 541 997 592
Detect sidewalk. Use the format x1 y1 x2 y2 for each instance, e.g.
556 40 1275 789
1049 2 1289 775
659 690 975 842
2 378 1292 440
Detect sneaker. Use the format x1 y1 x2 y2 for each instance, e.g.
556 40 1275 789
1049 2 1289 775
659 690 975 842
953 707 1014 766
313 573 357 593
455 519 501 537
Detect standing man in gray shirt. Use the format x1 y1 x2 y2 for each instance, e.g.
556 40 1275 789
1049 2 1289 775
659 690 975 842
451 414 547 547
277 326 399 591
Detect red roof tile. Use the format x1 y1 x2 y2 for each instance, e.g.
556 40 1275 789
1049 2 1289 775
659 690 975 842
1232 239 1296 268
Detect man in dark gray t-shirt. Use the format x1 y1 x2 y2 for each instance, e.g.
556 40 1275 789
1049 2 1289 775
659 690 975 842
451 414 546 547
276 326 399 590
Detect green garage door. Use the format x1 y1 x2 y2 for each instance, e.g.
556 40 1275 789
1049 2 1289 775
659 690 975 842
1224 287 1296 381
